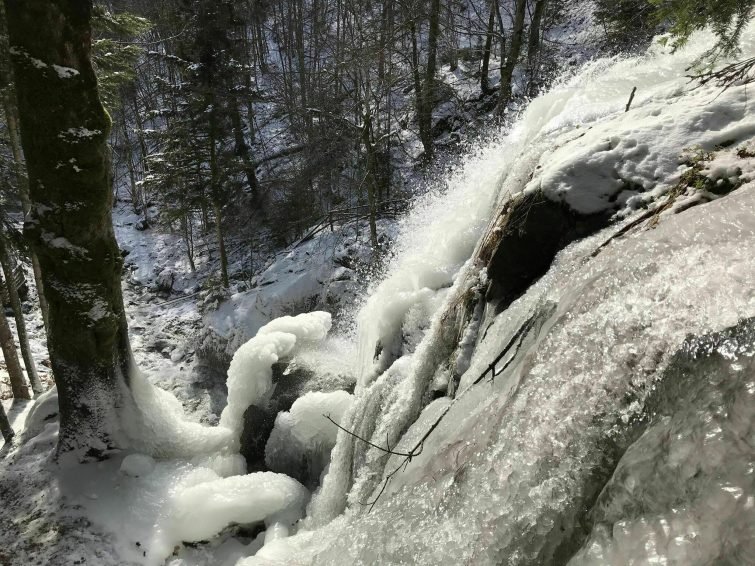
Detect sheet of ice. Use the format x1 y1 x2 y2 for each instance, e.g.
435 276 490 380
257 172 755 566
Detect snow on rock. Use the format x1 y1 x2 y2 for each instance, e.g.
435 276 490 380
219 311 332 438
19 386 59 442
204 219 395 363
167 471 309 545
265 390 353 485
120 370 235 458
156 267 176 293
522 37 755 216
120 453 157 477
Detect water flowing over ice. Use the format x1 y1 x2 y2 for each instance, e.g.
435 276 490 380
245 24 755 566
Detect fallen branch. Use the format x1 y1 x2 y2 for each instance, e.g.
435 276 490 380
625 86 637 112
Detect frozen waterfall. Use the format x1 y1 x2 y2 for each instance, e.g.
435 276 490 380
240 24 755 566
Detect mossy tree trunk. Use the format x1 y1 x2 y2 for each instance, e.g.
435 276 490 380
4 0 135 456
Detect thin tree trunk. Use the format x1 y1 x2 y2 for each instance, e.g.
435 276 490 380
0 399 13 443
0 12 50 334
209 113 229 288
230 96 261 206
528 0 547 64
0 287 29 399
498 0 527 115
181 211 196 273
420 0 441 162
362 111 379 251
527 0 548 96
481 1 496 94
0 236 43 394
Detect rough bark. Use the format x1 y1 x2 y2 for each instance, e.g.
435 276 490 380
0 398 13 443
0 2 50 334
0 289 29 399
481 1 497 95
498 0 527 115
0 235 43 394
421 0 441 162
5 0 135 455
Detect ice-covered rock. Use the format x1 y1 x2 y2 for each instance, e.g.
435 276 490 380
265 391 353 487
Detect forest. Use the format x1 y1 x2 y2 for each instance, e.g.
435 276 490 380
1 0 755 565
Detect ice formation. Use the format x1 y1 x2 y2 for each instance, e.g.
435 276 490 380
220 312 332 439
230 24 755 566
265 390 353 484
60 312 335 564
167 471 309 544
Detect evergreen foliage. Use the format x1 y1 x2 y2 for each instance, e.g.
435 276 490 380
92 6 152 111
596 0 755 58
652 0 755 57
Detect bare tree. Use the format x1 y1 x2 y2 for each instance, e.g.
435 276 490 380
0 282 29 399
498 0 527 115
0 235 43 394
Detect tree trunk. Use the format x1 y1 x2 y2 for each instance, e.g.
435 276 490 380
230 96 261 206
0 5 50 334
0 399 13 443
209 112 229 288
0 287 30 399
480 1 496 94
420 0 441 162
528 0 548 65
0 236 43 394
498 0 527 115
527 0 548 96
362 112 379 251
5 0 135 456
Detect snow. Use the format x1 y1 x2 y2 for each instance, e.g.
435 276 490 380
52 64 80 78
206 219 395 347
168 471 309 545
120 453 157 477
59 127 103 140
219 311 332 439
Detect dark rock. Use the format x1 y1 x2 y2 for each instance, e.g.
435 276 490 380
135 219 150 231
240 360 355 473
484 191 609 312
